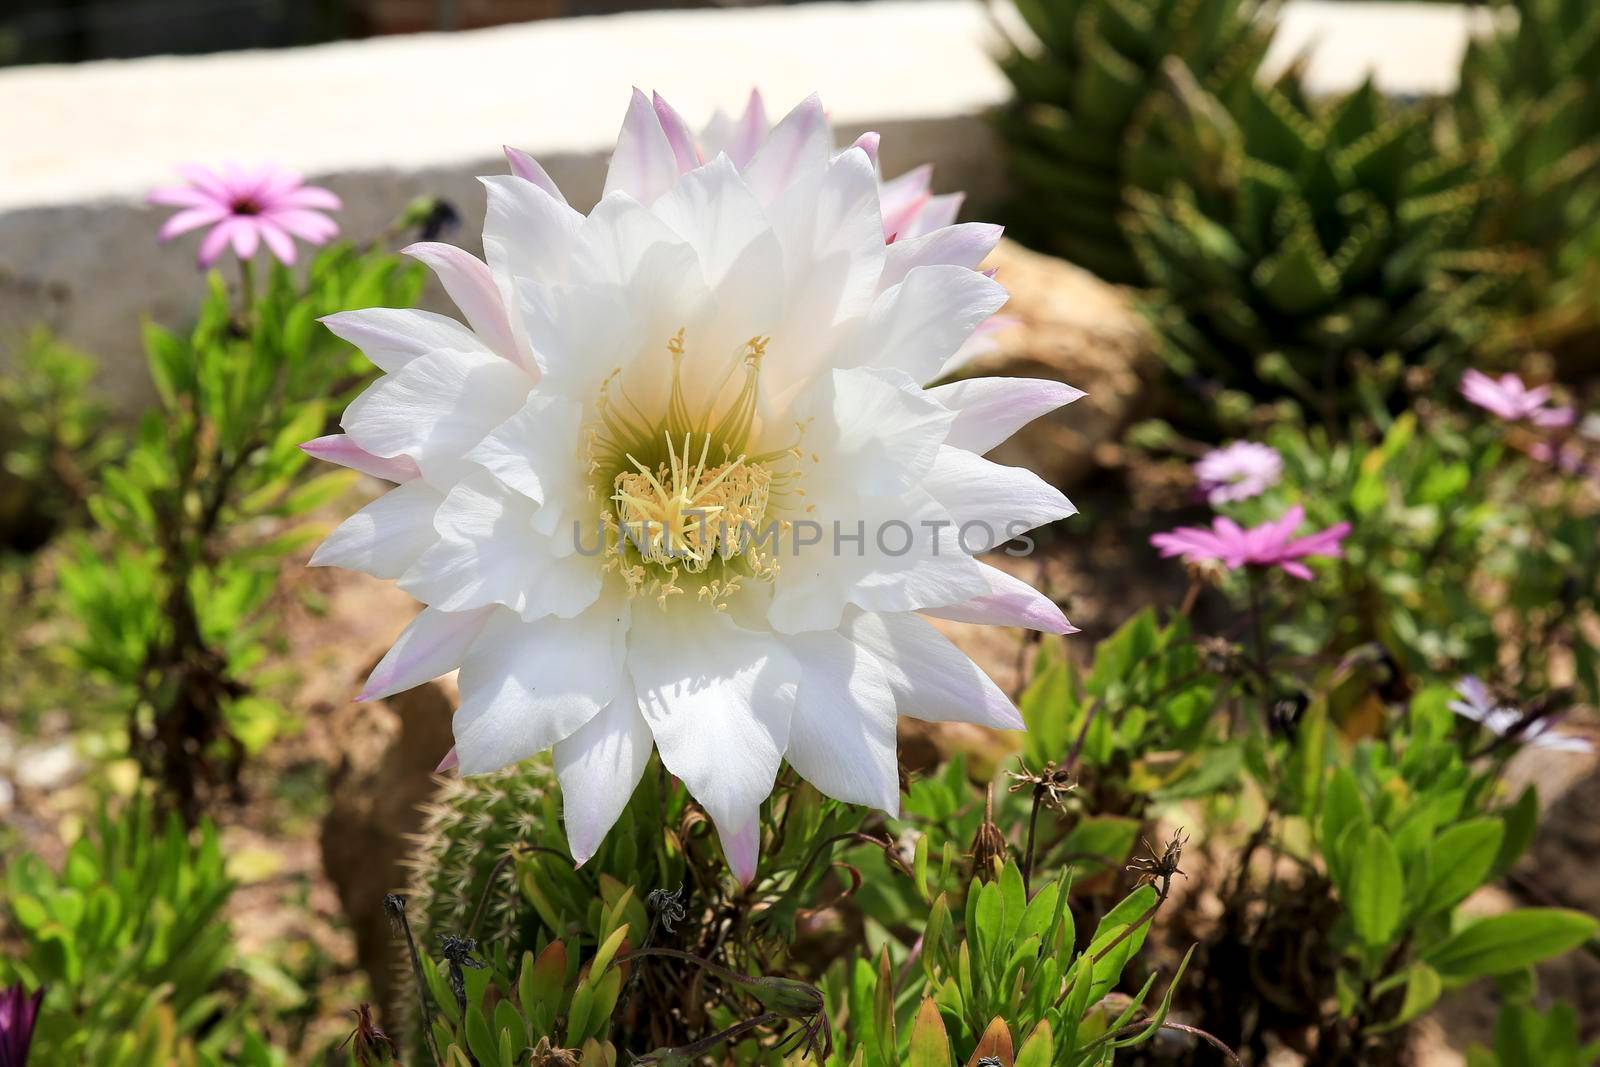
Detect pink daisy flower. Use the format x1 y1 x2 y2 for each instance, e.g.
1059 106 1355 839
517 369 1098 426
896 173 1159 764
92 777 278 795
1150 505 1351 580
148 163 342 268
1450 677 1592 753
1459 369 1575 428
1194 441 1283 505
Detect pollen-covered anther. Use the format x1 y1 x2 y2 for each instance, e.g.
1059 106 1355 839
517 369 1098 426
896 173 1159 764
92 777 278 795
613 433 773 572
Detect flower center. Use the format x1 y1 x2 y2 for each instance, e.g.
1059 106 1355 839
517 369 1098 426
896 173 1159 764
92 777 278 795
586 330 803 608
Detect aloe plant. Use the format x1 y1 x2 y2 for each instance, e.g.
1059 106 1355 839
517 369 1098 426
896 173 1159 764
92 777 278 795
1452 0 1600 362
1123 62 1513 422
996 0 1274 282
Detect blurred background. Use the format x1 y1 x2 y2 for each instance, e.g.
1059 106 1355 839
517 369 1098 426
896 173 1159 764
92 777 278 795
0 0 876 66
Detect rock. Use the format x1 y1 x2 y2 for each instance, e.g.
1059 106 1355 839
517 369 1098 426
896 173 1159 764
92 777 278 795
964 238 1162 489
320 678 456 1028
13 740 83 791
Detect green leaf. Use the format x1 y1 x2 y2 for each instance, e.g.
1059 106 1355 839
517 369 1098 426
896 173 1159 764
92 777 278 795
1365 962 1441 1035
907 997 951 1067
1346 826 1404 947
1015 1019 1053 1067
1419 819 1504 917
1426 910 1599 981
1321 766 1366 854
1490 786 1538 880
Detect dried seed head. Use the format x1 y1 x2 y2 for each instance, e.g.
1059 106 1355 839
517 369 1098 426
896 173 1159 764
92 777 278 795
1006 759 1076 808
648 885 688 934
969 784 1008 883
338 1003 399 1065
1127 829 1190 891
1197 635 1244 675
530 1036 581 1066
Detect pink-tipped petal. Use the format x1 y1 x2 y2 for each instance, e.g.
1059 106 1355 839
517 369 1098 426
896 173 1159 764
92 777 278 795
880 222 1005 290
603 87 680 205
931 375 1084 455
920 564 1074 633
727 87 771 170
301 434 420 482
742 92 831 203
849 131 881 168
905 192 964 238
358 606 494 702
402 242 521 364
717 813 761 886
1279 561 1314 580
652 92 702 173
435 747 460 773
503 146 568 205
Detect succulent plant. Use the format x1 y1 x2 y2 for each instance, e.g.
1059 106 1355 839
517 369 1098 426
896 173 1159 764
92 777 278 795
1123 61 1514 421
1451 0 1600 363
996 0 1274 282
400 758 694 1057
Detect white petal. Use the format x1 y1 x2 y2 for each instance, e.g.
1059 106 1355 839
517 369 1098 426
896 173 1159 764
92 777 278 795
403 242 523 366
628 604 799 835
741 92 831 205
320 308 489 374
572 191 700 290
842 610 1023 729
553 674 653 865
764 147 887 393
308 479 442 578
785 631 900 814
358 605 494 701
603 87 679 206
480 174 583 289
919 563 1075 634
929 376 1085 455
463 393 586 531
880 223 1004 292
399 474 603 621
301 433 420 483
840 265 1008 384
651 155 776 290
341 348 532 485
903 192 964 239
922 447 1077 546
767 486 988 634
453 602 628 774
809 367 953 497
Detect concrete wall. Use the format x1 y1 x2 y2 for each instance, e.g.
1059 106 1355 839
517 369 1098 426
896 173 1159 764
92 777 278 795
0 0 1496 413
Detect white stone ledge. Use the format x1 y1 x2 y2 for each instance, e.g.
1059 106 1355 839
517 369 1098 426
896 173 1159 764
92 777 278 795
0 0 1497 409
